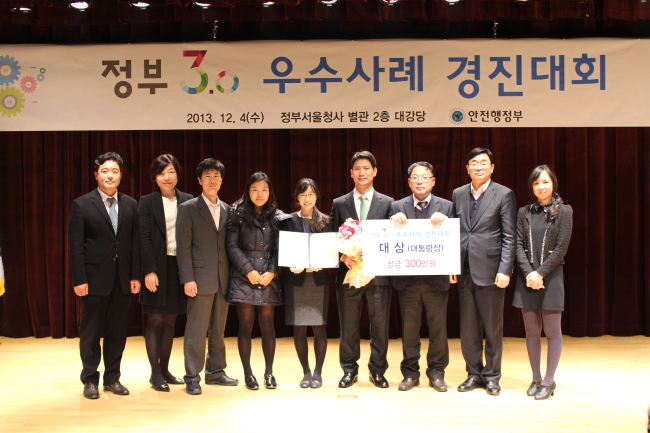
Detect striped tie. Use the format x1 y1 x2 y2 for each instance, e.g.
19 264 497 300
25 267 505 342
107 197 118 234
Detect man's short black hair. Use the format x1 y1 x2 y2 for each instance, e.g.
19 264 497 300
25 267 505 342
94 152 124 172
466 147 494 165
407 161 435 178
196 158 225 178
351 151 377 169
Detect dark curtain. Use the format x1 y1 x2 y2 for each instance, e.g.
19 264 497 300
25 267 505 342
0 127 648 339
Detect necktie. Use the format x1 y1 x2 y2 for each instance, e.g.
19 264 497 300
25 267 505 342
359 194 369 221
417 201 428 211
107 197 118 234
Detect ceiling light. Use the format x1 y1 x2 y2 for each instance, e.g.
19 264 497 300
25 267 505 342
70 2 90 10
131 2 150 8
319 0 338 6
445 0 461 4
262 1 275 6
381 0 399 4
194 2 211 7
11 7 32 13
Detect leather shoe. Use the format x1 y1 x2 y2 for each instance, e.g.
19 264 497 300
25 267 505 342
429 378 448 392
264 374 277 389
104 381 129 395
206 375 239 386
150 377 170 392
369 374 389 388
186 381 202 395
485 380 501 396
398 377 419 391
245 375 259 390
527 381 541 397
534 382 556 400
83 382 99 399
338 373 358 388
163 374 184 385
457 377 484 392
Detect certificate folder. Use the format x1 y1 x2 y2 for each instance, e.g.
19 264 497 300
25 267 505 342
278 231 339 269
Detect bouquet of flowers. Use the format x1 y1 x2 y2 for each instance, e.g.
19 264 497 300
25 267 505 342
335 218 375 289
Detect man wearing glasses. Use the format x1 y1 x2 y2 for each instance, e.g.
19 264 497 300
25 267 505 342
390 162 452 392
451 147 516 396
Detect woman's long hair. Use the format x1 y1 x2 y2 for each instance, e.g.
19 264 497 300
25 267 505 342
230 172 279 229
293 178 330 232
528 164 564 222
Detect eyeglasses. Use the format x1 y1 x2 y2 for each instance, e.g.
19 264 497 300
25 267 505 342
409 176 433 182
298 193 317 199
468 162 491 169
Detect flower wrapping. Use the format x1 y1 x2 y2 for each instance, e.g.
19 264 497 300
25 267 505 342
335 218 374 289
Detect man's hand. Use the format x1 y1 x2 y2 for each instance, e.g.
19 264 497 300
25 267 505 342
430 212 448 228
130 280 141 294
184 281 198 297
290 267 304 274
494 273 510 288
74 283 88 297
449 275 458 284
144 272 159 292
391 212 407 227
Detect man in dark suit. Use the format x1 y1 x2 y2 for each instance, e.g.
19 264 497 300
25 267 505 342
330 150 394 388
176 158 237 395
451 148 517 396
389 162 453 392
69 152 142 400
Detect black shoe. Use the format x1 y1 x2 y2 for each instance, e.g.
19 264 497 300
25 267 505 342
485 380 501 396
264 374 277 389
429 378 448 392
83 382 99 399
245 375 259 390
398 377 419 391
527 381 541 397
534 382 556 400
338 373 358 388
186 381 202 395
300 372 312 389
150 377 170 392
205 375 239 386
103 381 129 395
369 374 389 388
162 373 184 385
457 377 484 392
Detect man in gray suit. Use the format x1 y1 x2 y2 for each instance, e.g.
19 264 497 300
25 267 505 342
390 162 453 392
176 158 238 395
451 148 516 396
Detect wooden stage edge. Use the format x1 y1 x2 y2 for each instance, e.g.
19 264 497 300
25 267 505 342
0 335 648 432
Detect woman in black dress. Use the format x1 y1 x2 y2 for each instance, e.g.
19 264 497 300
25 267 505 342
512 165 573 400
280 178 331 389
226 172 285 390
139 154 193 391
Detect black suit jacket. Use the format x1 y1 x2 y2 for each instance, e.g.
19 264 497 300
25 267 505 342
69 189 142 296
279 212 332 287
330 189 394 286
451 181 517 286
390 194 453 291
138 189 193 307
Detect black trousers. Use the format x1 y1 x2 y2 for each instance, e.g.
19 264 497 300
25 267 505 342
458 271 505 382
79 267 131 385
337 283 391 376
398 283 449 381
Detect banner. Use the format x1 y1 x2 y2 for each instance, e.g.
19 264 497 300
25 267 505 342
1 39 647 131
361 218 461 276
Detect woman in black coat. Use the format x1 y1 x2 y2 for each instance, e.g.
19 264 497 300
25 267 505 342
280 178 331 389
226 172 286 390
139 154 192 392
512 165 573 400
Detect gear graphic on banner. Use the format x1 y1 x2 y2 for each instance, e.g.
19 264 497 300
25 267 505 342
20 76 37 93
0 87 26 117
0 55 21 86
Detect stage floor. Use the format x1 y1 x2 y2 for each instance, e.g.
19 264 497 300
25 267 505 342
0 335 647 432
